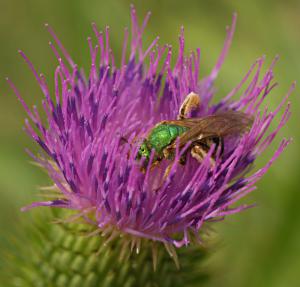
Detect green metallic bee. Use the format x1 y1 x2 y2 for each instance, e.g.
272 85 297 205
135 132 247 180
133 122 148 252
136 92 253 171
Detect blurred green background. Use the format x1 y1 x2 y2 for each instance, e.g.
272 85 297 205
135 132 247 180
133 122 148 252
1 0 299 286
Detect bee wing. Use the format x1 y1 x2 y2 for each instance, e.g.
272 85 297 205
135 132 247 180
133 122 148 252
168 111 253 148
159 118 202 129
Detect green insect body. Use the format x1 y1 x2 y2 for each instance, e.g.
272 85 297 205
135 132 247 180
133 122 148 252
135 92 253 174
137 124 189 161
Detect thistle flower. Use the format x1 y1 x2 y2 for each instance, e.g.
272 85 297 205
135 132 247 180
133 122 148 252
10 6 293 264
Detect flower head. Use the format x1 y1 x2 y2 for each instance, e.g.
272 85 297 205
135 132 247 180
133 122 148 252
10 6 293 256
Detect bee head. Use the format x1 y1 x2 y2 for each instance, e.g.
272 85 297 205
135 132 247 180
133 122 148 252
136 140 151 160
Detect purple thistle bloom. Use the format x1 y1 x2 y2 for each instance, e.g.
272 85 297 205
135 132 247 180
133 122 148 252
10 6 293 255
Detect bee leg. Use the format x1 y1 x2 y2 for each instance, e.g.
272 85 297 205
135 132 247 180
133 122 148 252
179 154 187 165
162 153 186 181
201 136 224 158
150 160 162 171
162 147 175 160
152 162 173 193
162 163 173 181
178 92 200 120
140 166 146 173
212 136 224 157
161 154 186 183
162 148 170 159
191 145 215 167
219 137 224 155
191 145 205 162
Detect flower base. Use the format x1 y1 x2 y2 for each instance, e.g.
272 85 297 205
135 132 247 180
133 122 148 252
9 209 210 287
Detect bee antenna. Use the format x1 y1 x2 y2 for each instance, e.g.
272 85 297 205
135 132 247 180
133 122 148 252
120 136 129 144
